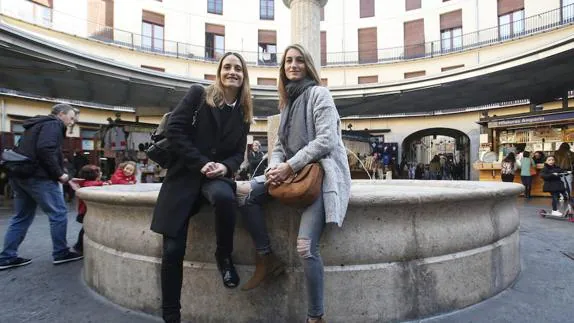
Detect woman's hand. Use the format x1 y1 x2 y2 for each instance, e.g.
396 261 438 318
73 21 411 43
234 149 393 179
205 162 228 178
266 163 293 186
201 162 217 175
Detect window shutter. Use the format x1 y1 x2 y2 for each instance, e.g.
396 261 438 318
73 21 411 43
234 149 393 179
257 78 277 86
358 27 377 64
404 70 426 78
497 0 524 16
405 0 421 11
358 75 378 84
360 0 375 18
404 19 425 57
206 23 225 35
321 31 327 66
142 10 164 26
440 9 462 30
441 64 464 72
258 30 276 44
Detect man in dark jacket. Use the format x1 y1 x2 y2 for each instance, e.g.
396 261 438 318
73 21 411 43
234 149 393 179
0 104 83 270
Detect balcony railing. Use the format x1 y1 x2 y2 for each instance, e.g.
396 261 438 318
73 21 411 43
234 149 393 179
1 3 573 66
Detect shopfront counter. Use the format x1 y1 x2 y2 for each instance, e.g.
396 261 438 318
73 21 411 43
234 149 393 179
475 163 548 197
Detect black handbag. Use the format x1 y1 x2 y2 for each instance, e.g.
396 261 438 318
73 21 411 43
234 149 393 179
1 149 38 178
146 89 205 168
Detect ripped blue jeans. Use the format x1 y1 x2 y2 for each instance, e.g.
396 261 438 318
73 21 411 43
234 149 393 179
239 179 326 318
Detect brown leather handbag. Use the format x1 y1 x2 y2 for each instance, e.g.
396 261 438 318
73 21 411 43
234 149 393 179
268 163 324 207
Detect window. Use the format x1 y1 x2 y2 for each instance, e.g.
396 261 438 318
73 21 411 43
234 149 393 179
320 7 325 21
404 71 426 79
142 11 164 52
88 0 114 40
258 30 277 65
404 19 425 58
441 64 464 72
498 10 524 39
141 65 165 72
441 28 462 51
358 76 378 84
208 0 223 15
358 27 377 64
206 23 225 60
497 0 524 38
563 0 574 22
257 78 277 86
204 74 216 81
17 0 53 27
360 0 374 18
260 0 274 20
440 10 462 52
320 31 327 66
405 0 421 11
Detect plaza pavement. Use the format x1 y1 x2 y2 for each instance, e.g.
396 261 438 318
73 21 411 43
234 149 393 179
0 198 573 323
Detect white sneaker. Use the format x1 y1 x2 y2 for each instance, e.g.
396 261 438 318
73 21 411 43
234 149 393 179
551 210 563 216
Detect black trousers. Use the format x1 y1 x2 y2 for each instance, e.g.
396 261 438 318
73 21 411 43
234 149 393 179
161 179 236 322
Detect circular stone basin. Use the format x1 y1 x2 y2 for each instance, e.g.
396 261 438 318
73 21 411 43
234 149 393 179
77 180 523 322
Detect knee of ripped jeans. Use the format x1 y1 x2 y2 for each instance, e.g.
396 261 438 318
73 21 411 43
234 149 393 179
297 237 313 258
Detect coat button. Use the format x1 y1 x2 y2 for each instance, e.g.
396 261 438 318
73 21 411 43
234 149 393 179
211 148 217 155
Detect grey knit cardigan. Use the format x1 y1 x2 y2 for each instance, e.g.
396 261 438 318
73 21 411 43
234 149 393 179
269 86 351 226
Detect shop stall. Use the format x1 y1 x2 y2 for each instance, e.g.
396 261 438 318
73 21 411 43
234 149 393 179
477 110 574 196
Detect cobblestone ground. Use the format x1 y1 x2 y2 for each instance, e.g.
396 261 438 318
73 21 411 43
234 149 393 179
0 198 573 323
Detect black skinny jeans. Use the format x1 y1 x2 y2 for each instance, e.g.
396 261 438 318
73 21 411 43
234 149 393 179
161 179 236 322
521 176 533 197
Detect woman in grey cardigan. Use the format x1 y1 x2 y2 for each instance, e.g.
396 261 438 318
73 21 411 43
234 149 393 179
239 44 351 323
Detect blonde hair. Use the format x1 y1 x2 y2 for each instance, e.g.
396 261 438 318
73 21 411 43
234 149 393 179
205 52 253 123
118 161 136 170
278 44 321 110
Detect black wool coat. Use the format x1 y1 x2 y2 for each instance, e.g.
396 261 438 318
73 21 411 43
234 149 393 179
150 84 250 237
540 163 565 193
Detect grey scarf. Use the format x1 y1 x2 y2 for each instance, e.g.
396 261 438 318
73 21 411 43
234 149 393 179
278 78 317 159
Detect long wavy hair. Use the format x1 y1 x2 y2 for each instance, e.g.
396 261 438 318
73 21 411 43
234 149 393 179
278 44 321 111
205 52 253 123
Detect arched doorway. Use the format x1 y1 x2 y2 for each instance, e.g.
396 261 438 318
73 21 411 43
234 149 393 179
402 128 471 180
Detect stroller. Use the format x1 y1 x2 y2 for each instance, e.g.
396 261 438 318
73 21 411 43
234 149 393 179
539 171 574 222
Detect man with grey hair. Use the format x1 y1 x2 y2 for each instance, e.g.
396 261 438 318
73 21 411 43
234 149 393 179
0 104 83 270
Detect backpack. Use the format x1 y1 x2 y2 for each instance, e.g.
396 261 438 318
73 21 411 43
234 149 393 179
146 88 205 168
501 161 513 175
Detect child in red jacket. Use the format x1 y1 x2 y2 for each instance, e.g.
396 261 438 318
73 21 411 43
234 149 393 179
74 165 108 253
110 161 137 184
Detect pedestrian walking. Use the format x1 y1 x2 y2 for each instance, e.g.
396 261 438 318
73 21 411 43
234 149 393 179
0 104 83 270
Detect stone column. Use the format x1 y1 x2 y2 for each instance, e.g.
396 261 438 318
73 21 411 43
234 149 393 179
283 0 327 73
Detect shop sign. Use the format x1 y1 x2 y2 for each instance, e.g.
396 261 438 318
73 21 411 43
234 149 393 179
488 111 574 128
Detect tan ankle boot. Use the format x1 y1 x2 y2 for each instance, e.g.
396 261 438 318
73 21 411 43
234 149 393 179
241 252 285 291
306 318 326 323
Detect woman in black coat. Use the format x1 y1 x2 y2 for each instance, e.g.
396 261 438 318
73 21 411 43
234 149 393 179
540 156 566 215
247 140 266 177
150 52 252 323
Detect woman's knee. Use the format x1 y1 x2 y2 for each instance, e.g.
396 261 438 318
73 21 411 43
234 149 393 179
297 237 316 259
162 238 186 263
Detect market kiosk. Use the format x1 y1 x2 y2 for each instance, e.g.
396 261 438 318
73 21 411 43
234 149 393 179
476 110 574 197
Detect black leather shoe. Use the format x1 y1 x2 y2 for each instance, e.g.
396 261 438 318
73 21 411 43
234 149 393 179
215 255 240 288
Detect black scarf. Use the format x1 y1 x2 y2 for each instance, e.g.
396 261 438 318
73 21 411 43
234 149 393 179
285 78 317 105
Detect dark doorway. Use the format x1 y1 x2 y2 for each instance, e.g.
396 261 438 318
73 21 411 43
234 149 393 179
402 128 471 180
